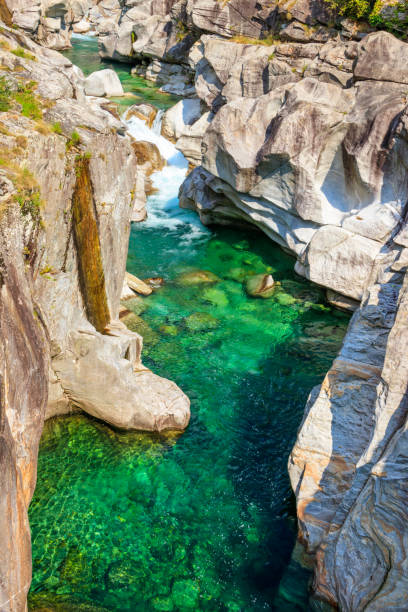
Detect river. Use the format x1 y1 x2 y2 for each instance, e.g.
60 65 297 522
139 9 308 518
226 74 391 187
28 36 349 612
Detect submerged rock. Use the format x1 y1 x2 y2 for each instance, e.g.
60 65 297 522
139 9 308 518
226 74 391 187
176 269 220 286
245 274 275 298
184 312 219 332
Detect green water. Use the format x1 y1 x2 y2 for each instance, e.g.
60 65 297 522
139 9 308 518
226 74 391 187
63 35 179 110
28 38 349 612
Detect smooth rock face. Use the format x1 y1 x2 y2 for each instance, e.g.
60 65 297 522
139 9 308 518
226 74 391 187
289 235 408 609
0 25 189 612
179 41 408 301
84 68 124 96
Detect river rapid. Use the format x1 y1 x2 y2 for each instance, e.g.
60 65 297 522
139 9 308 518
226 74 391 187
28 36 349 612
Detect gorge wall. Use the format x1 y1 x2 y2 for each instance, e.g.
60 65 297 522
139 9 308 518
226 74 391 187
0 24 189 611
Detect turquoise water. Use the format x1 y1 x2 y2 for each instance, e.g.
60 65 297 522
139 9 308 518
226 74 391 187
64 34 179 110
28 39 349 611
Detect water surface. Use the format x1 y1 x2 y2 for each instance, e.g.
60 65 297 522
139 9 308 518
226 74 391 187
28 38 349 612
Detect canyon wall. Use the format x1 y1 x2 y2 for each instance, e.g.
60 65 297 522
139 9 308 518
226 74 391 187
0 24 189 611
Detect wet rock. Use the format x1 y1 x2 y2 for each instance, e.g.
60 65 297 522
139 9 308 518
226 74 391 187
131 140 165 175
125 102 158 128
144 277 165 289
125 271 153 296
184 312 219 332
245 274 275 298
176 269 220 286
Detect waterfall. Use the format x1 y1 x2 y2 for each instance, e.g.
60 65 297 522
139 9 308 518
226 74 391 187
123 107 208 238
152 109 164 135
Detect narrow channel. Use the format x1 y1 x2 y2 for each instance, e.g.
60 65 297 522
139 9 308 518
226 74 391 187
28 36 349 612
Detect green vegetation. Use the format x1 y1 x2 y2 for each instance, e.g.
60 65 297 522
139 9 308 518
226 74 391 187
0 76 11 111
11 46 36 61
66 130 81 150
14 80 41 120
369 0 408 33
52 121 62 135
325 0 408 34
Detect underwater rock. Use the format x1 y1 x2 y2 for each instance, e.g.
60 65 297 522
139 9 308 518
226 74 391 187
202 287 229 308
176 269 220 286
144 277 165 289
159 324 178 336
121 295 148 316
245 274 275 298
184 312 219 332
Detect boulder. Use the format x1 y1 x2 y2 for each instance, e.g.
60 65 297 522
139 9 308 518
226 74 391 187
295 225 382 301
73 19 91 33
52 326 190 431
161 98 202 142
125 271 153 296
354 31 408 84
245 274 275 298
84 69 124 97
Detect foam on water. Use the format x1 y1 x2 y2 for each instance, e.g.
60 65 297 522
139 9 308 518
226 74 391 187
124 112 209 240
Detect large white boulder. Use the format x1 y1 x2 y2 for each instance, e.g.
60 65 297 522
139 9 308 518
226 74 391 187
84 68 124 97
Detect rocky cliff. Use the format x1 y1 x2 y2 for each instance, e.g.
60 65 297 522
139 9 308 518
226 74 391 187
0 24 189 612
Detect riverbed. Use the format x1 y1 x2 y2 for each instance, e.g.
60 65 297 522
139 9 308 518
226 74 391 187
28 36 349 611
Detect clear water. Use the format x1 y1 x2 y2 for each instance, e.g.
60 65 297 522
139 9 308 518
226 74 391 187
28 38 349 611
64 34 180 110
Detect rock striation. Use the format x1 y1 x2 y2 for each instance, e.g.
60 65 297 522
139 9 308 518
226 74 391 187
0 24 189 612
288 220 408 609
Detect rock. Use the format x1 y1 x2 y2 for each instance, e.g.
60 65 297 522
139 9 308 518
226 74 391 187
131 140 165 175
184 312 219 331
84 69 124 97
295 226 382 301
73 19 91 33
326 289 359 312
176 111 213 166
125 271 153 296
161 98 202 142
143 277 165 289
159 324 178 336
245 273 275 298
176 269 220 285
125 102 158 128
289 237 408 608
53 326 189 432
0 25 190 611
354 31 408 84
